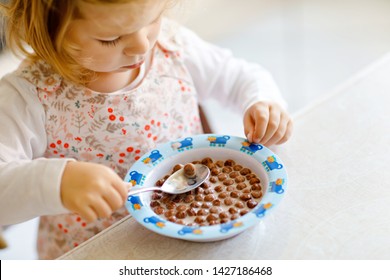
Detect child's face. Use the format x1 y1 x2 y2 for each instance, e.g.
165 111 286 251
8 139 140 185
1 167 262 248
65 0 169 74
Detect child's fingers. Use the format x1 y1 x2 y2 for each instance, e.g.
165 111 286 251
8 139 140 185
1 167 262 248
244 110 254 142
92 198 114 219
264 114 292 146
244 101 293 146
111 180 129 202
243 112 255 142
102 169 129 202
251 108 269 143
246 132 254 143
104 189 126 212
276 119 293 145
259 107 281 144
80 206 98 223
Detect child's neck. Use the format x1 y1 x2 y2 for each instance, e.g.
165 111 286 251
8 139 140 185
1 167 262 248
86 68 140 93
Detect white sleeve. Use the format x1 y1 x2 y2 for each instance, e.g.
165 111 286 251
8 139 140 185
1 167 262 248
0 73 70 225
179 26 287 114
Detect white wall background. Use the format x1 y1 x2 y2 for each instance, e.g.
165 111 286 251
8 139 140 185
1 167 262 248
1 0 390 259
178 0 390 134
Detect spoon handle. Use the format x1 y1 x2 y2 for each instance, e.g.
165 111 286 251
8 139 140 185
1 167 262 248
127 186 161 196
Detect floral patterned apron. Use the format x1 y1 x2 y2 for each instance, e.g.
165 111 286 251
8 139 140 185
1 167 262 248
19 33 203 259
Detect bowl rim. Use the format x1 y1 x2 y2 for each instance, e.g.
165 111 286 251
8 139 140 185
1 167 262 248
124 133 287 241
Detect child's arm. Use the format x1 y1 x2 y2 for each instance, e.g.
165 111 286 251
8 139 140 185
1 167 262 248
0 77 66 224
0 75 127 225
178 25 293 145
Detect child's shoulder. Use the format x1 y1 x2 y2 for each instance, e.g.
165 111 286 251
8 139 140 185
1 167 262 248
158 18 205 53
158 18 191 52
16 59 62 92
0 60 50 111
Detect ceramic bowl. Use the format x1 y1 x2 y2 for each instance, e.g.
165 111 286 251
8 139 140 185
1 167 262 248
124 134 287 242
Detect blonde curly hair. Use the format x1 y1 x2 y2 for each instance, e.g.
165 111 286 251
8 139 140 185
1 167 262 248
0 0 176 85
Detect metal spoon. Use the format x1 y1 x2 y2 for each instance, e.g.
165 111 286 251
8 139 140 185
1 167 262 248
127 164 210 196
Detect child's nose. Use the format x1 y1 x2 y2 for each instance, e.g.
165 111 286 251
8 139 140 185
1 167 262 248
123 32 150 56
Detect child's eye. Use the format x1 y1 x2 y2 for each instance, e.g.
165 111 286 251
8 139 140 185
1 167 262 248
99 38 121 47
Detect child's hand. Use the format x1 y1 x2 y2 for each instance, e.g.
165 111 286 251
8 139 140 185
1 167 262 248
243 101 293 146
60 161 128 222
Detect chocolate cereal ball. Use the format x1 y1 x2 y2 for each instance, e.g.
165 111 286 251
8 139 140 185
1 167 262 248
172 164 183 173
183 163 196 178
150 157 264 227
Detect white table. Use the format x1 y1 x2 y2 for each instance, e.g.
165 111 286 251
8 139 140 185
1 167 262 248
59 54 390 260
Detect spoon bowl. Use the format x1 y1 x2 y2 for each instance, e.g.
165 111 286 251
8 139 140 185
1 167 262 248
127 164 210 196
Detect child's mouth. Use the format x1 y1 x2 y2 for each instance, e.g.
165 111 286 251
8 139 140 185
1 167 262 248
122 60 144 69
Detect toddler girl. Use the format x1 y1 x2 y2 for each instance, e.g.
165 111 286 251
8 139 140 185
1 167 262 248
0 0 292 259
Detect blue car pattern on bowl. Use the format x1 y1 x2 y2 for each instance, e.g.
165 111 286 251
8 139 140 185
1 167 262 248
127 195 143 210
143 216 166 228
124 134 287 242
142 150 164 166
207 135 231 147
269 179 285 194
171 137 194 152
127 170 145 186
220 221 244 233
253 203 273 217
178 226 203 235
262 155 283 172
240 141 263 155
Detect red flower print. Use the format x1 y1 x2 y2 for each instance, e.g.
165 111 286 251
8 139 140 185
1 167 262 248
119 146 143 163
142 120 159 142
49 140 70 157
